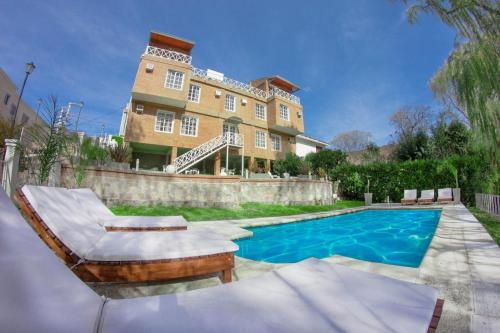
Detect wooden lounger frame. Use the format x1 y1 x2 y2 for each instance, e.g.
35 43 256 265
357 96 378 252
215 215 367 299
437 198 453 204
105 225 187 232
401 199 417 205
15 190 234 284
418 198 434 205
428 298 444 332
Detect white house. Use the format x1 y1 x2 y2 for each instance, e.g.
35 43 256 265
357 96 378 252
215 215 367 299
295 134 328 157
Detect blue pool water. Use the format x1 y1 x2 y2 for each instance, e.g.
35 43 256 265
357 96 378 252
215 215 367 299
235 209 441 267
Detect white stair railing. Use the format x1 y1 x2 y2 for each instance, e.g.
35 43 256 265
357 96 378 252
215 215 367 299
174 133 243 174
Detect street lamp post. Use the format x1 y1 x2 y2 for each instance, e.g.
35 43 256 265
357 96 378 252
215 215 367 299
10 62 35 133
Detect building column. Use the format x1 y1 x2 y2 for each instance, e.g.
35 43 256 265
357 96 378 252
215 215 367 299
249 156 255 173
214 151 221 176
170 146 178 165
265 159 271 172
1 139 20 198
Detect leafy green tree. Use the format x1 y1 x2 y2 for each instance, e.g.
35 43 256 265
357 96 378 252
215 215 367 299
393 130 430 161
306 149 347 175
430 119 470 159
401 0 499 175
272 153 304 176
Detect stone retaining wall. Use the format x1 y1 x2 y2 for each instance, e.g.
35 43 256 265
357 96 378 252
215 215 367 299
61 166 333 208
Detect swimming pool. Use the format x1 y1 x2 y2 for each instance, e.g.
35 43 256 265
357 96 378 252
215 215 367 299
235 209 441 267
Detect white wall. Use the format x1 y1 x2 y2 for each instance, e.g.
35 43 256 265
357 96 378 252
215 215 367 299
295 137 318 157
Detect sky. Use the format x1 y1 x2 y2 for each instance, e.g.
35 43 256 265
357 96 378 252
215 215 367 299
0 0 456 144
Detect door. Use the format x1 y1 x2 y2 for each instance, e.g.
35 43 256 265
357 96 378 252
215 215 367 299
223 123 238 145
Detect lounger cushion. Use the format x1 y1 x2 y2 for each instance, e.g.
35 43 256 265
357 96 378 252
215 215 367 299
101 216 188 229
419 190 435 200
403 189 417 200
0 189 103 333
438 188 452 199
86 229 239 261
22 185 106 258
101 258 438 333
70 188 188 229
3 189 439 332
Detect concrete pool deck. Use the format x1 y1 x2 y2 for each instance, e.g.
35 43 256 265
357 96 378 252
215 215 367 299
89 204 500 332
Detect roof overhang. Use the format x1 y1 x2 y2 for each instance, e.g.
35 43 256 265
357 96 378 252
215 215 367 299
270 125 303 136
268 76 300 92
224 116 244 124
149 31 195 53
131 91 186 109
296 134 328 147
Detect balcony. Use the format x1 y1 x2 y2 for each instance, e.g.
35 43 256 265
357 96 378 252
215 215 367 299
144 45 192 65
191 67 301 105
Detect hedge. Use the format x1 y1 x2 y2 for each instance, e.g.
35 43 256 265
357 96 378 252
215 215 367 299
330 155 492 206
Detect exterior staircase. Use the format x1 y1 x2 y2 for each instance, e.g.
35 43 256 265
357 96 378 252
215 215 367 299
174 133 243 174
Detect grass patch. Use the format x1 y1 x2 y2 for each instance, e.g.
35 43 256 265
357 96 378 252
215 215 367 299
111 200 364 222
469 207 500 246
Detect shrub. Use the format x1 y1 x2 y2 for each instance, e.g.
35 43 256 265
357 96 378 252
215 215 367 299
108 143 131 163
330 155 492 205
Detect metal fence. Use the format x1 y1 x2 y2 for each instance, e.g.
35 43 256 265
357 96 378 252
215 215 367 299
475 193 500 219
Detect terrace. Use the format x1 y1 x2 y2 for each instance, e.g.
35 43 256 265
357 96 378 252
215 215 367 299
144 45 301 105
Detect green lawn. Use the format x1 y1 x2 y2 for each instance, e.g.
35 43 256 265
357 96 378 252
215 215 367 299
111 200 364 222
469 207 500 246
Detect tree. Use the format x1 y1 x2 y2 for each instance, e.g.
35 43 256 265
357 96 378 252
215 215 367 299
20 96 69 184
306 149 347 174
390 106 431 138
393 130 430 161
361 143 383 164
331 130 372 152
272 152 304 176
430 119 470 159
400 0 500 170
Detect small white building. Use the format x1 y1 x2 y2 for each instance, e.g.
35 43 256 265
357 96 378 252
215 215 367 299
295 134 328 157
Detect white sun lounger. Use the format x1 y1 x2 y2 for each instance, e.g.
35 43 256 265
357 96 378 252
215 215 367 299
17 185 237 283
1 188 443 333
401 189 417 205
418 189 435 205
70 188 188 231
438 188 453 203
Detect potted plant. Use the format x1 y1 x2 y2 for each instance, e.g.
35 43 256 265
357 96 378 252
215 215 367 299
437 160 460 203
364 177 372 206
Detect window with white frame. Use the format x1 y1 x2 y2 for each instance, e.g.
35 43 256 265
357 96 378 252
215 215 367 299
279 104 290 121
180 115 198 136
224 94 236 112
187 84 201 102
255 130 267 149
255 103 266 120
155 110 174 133
271 134 281 151
164 70 184 90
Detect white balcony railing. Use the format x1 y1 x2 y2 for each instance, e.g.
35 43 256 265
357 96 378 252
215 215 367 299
269 85 301 105
192 67 301 105
144 45 192 64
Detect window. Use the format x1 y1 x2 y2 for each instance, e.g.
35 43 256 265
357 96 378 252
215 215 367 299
279 104 290 121
164 70 184 90
187 84 201 103
255 103 266 120
224 94 235 112
3 93 10 105
271 134 281 151
20 114 30 125
180 115 198 136
155 110 174 133
255 130 267 149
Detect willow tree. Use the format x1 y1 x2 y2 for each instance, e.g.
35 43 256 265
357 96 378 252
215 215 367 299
401 0 499 168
